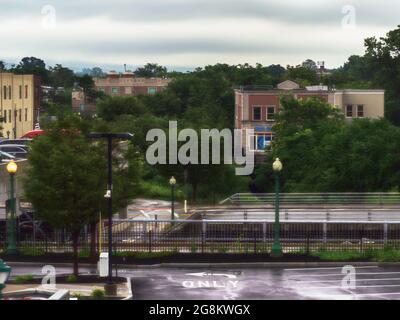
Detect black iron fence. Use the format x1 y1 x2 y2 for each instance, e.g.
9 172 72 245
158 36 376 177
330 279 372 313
1 219 400 254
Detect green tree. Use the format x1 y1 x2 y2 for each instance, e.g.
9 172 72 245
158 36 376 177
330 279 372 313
135 63 167 78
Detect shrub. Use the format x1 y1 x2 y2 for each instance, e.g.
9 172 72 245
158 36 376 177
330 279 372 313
14 274 34 284
91 288 105 299
18 248 45 256
67 275 77 283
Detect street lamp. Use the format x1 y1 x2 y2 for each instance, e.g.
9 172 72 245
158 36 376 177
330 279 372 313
0 259 11 299
88 132 133 295
271 158 283 257
6 160 18 255
169 176 176 222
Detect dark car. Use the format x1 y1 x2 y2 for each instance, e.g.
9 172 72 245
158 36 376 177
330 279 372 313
0 139 32 146
0 145 28 159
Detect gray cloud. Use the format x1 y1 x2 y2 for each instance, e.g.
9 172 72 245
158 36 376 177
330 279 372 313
1 0 399 27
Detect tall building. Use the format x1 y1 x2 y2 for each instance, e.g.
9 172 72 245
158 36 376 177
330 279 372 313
0 73 41 139
235 80 385 153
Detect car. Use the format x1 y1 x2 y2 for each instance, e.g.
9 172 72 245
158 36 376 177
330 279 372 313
0 139 32 146
0 145 28 159
0 150 16 161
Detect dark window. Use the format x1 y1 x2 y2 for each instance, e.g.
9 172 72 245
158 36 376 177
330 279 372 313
19 85 22 99
8 110 11 122
3 86 6 99
253 106 261 121
3 110 6 123
267 106 275 120
8 85 11 99
25 85 28 98
19 109 22 122
357 105 364 117
346 105 353 117
25 108 28 121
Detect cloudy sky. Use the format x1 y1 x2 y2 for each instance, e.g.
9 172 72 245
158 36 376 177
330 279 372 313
0 0 397 71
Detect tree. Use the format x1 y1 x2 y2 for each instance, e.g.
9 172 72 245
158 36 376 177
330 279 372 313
13 57 49 83
286 65 318 86
49 64 75 88
135 63 167 78
301 59 318 70
23 116 140 274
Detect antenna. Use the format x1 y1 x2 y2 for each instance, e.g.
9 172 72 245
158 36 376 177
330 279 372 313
124 64 127 72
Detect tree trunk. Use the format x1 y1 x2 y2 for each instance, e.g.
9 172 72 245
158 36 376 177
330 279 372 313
72 231 80 277
89 221 97 261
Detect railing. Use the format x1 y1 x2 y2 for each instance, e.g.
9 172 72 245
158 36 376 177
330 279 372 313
220 193 400 205
1 219 400 254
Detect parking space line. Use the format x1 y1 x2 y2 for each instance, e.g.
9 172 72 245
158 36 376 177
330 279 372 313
285 266 379 271
291 277 400 283
288 271 400 278
296 284 400 289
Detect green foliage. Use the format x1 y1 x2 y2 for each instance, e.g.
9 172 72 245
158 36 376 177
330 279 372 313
18 247 45 256
255 97 400 193
91 288 105 299
13 274 34 284
67 275 78 283
114 251 177 259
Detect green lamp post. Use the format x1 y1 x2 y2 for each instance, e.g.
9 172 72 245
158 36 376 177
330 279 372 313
169 176 176 222
271 158 283 257
6 160 18 255
0 259 11 299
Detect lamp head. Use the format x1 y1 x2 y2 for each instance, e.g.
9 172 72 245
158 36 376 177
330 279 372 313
169 176 176 186
272 158 283 172
6 160 17 175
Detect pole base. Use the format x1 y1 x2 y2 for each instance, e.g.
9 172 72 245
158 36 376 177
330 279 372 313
104 283 118 297
6 246 17 255
271 243 283 258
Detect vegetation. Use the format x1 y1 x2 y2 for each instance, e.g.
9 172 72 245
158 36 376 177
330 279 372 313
66 275 78 283
13 274 34 284
91 288 105 299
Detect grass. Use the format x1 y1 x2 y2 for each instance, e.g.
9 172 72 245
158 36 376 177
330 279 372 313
114 251 178 259
18 247 45 256
66 275 77 283
13 274 34 284
311 246 400 262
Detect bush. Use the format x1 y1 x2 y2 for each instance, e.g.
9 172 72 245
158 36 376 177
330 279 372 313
18 248 45 256
14 274 34 284
67 275 77 283
91 288 105 299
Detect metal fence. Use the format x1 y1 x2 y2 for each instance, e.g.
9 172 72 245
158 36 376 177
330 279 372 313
2 219 400 254
220 193 400 205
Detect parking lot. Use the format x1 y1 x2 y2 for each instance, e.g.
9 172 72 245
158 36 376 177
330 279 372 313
129 265 400 300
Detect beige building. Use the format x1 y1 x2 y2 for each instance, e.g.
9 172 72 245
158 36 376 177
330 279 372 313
0 73 41 139
235 80 385 153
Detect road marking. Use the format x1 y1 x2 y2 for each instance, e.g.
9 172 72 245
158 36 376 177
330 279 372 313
285 266 379 271
186 272 237 279
140 210 150 219
297 284 400 289
288 271 400 278
292 277 400 283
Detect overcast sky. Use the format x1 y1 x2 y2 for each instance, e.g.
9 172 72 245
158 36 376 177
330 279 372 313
0 0 397 71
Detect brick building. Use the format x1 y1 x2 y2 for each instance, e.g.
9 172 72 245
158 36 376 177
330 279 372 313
235 80 385 153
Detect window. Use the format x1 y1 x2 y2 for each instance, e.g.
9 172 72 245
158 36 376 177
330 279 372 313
3 110 6 123
252 106 262 121
111 87 119 94
346 105 353 117
147 87 157 94
266 106 276 121
248 134 273 152
25 85 28 99
80 104 85 111
19 109 22 122
19 85 22 99
3 86 6 99
8 85 11 99
8 110 11 123
357 105 364 118
25 108 28 121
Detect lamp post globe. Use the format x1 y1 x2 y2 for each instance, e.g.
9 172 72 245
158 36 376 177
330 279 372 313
6 160 17 255
169 177 176 222
271 158 283 257
6 160 17 175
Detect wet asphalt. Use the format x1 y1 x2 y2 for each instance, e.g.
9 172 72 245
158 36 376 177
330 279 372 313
8 263 400 300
